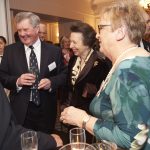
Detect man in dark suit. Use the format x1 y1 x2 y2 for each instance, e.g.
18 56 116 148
0 82 63 150
0 12 67 134
39 23 47 41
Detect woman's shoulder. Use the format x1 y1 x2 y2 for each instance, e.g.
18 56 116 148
92 51 112 67
118 56 150 71
115 57 150 83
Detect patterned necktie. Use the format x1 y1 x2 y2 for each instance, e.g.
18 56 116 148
29 45 40 106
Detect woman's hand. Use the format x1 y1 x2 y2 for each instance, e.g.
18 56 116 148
60 106 88 127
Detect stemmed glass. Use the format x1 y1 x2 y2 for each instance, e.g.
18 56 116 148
92 140 117 150
21 131 38 150
69 128 86 150
70 128 86 143
59 143 96 150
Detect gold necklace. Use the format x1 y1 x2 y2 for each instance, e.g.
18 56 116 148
96 46 138 96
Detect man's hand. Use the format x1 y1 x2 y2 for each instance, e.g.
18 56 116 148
51 134 63 147
16 73 35 87
38 78 51 90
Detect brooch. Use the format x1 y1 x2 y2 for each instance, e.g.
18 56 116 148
93 61 98 67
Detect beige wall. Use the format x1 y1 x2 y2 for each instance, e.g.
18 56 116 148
9 0 96 27
58 22 77 40
9 0 98 43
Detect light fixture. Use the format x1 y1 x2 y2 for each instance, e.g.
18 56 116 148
56 32 59 38
139 0 150 9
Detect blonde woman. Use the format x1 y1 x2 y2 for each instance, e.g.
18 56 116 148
60 36 73 65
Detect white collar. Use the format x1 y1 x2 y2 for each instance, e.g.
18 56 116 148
24 38 41 52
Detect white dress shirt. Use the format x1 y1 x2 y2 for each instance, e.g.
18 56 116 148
17 38 41 91
24 38 41 71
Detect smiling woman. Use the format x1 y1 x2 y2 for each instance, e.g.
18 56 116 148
60 21 110 143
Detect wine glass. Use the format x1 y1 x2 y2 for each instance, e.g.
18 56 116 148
92 140 117 150
59 143 96 150
28 66 38 89
70 128 86 144
21 131 38 150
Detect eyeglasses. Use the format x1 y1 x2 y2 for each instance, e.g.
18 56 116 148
98 24 111 33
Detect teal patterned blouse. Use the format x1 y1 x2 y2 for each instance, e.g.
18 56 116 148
89 56 150 149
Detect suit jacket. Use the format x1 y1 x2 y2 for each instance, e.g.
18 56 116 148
67 51 110 113
0 41 67 125
0 82 57 150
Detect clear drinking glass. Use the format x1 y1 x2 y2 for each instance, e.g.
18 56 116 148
70 128 86 144
59 142 96 150
21 131 38 150
92 140 117 150
28 66 38 89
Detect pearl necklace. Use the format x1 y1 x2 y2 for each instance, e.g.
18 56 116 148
96 46 138 96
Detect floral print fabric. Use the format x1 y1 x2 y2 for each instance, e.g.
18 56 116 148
90 56 150 149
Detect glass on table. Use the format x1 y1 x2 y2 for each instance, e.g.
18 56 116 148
59 142 96 150
70 128 86 143
92 140 117 150
21 131 38 150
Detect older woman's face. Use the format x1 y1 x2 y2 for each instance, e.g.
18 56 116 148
70 32 89 57
63 39 70 49
96 15 114 58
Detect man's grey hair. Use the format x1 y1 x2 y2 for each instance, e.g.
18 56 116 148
15 12 40 27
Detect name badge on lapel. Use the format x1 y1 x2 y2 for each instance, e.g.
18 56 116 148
48 62 56 71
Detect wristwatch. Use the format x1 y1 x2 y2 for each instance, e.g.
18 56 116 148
82 115 91 129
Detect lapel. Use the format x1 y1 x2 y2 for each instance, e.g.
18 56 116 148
17 42 29 73
75 51 97 84
40 42 49 77
0 83 11 147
